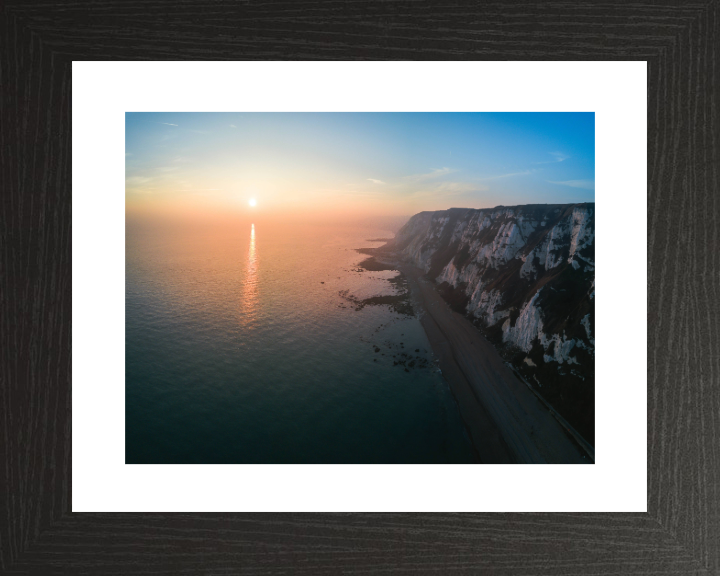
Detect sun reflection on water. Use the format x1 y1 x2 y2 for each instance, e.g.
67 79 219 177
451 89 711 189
241 223 259 326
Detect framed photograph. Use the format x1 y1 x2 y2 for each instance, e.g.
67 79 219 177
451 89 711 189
122 110 598 468
3 3 717 574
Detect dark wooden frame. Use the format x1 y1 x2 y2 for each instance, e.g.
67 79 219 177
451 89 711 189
2 2 718 574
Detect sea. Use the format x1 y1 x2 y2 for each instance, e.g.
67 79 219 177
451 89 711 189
125 217 476 463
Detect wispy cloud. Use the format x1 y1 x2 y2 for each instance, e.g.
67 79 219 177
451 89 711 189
229 124 237 128
409 181 488 200
125 176 153 186
125 152 132 157
548 179 595 190
367 178 385 185
315 188 380 198
481 169 533 180
533 151 570 165
404 167 454 182
433 181 488 194
175 188 223 193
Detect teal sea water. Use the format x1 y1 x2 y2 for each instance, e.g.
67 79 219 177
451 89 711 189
125 218 476 463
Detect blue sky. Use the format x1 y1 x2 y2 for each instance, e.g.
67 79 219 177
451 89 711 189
126 112 594 217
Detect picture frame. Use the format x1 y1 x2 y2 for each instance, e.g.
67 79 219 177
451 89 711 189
2 2 717 573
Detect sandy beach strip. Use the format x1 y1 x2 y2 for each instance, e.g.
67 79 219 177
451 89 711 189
394 261 590 464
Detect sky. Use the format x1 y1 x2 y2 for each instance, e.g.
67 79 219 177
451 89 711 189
126 112 594 221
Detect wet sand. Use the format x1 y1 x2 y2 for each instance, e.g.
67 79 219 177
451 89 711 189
393 260 589 464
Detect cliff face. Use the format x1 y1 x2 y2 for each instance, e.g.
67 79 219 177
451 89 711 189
389 204 595 442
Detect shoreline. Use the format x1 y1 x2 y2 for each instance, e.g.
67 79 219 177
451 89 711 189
376 255 590 464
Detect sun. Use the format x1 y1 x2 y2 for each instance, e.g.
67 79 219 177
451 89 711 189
248 198 257 207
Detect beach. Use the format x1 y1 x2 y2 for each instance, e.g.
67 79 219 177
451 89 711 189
385 258 590 464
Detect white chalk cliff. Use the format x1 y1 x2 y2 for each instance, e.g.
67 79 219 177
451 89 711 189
388 203 595 440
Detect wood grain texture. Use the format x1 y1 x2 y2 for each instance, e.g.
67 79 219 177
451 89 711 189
1 1 718 574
